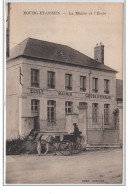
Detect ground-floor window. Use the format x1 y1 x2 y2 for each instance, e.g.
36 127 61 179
104 104 110 124
79 102 87 106
31 99 39 112
65 101 73 114
92 103 99 123
47 100 56 123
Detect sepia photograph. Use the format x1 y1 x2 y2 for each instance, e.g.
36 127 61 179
5 1 124 185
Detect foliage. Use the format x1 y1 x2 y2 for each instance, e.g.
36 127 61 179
6 136 37 155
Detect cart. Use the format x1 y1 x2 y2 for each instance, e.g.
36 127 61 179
40 133 83 156
59 134 82 156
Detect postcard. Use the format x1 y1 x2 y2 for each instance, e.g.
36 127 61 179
5 1 124 185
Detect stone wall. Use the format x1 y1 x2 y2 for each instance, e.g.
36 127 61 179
87 129 119 144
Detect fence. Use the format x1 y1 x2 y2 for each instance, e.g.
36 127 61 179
86 117 119 144
87 129 119 144
86 116 119 130
38 117 119 144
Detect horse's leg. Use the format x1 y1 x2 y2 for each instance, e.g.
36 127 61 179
41 142 49 155
53 143 57 155
45 142 49 154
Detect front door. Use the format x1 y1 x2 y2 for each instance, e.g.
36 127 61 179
31 99 40 131
34 116 39 131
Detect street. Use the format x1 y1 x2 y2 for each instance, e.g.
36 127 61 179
6 148 123 185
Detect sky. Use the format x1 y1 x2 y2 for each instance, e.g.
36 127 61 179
8 2 123 79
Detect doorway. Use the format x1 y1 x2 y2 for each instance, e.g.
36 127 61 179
31 99 40 131
34 116 40 131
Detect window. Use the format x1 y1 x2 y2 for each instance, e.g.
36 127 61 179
31 100 39 112
92 78 98 93
104 104 109 124
47 71 55 89
65 74 72 90
79 102 87 109
104 79 110 94
47 100 56 123
65 101 73 114
31 69 39 87
79 102 87 106
80 76 86 92
92 103 98 123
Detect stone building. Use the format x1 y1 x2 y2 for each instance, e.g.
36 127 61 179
6 38 119 145
116 79 123 144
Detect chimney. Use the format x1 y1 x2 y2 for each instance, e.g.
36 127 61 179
94 42 104 64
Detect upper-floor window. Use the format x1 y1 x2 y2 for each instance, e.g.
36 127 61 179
104 79 110 94
65 101 73 114
47 71 55 89
31 99 39 112
31 69 39 87
80 76 86 92
47 100 56 123
65 74 72 90
104 104 110 124
92 77 98 93
92 103 99 123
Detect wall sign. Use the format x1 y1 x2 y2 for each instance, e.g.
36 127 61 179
30 88 43 94
29 88 111 99
85 93 111 99
58 91 72 96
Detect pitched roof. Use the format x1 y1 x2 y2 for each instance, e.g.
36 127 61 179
8 37 117 73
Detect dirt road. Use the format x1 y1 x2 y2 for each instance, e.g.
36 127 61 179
6 148 123 185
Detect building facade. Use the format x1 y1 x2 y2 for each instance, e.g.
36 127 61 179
7 38 119 144
116 79 123 145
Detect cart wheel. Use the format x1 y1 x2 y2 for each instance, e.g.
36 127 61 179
59 141 73 156
73 143 81 154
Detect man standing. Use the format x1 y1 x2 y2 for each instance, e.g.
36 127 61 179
73 123 81 143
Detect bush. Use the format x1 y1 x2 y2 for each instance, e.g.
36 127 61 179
6 137 37 155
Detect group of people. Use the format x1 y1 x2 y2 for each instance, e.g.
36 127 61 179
37 123 81 156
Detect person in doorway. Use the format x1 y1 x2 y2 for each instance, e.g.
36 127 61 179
73 123 81 143
73 123 80 136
